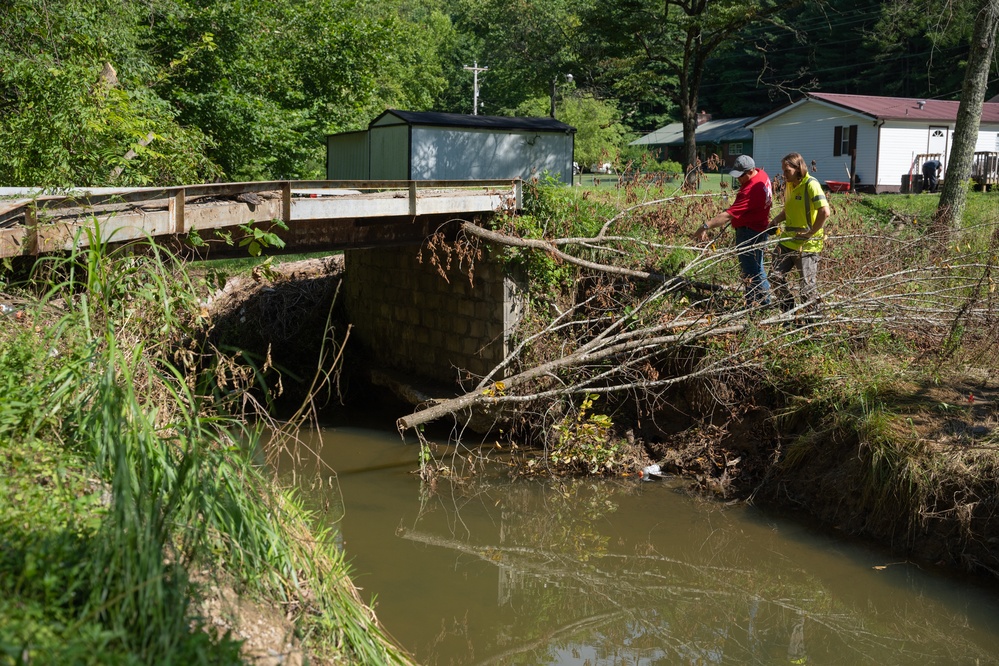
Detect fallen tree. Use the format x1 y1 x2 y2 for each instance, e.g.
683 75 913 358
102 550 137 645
390 183 999 576
397 189 998 437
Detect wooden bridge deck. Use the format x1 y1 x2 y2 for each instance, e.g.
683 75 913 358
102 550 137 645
0 179 522 259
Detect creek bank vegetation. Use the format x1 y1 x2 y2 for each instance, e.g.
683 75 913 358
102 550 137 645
0 242 411 664
403 178 999 577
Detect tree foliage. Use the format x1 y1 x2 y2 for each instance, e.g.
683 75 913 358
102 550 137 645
1 0 996 187
696 0 990 118
0 0 454 186
449 0 583 114
579 0 802 169
147 0 444 180
871 0 985 95
0 0 218 187
517 93 632 168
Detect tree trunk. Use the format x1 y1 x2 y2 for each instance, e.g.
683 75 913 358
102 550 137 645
935 0 999 230
681 101 699 176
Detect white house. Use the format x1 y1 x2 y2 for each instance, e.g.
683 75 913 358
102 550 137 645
747 92 999 193
327 110 576 185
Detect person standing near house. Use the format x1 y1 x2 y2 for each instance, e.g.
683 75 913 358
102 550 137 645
769 153 830 313
921 158 942 193
692 154 772 307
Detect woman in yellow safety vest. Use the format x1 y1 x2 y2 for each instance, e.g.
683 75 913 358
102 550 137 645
769 152 830 313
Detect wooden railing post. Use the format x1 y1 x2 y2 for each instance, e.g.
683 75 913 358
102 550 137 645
282 181 291 224
170 188 186 235
24 204 38 256
409 180 418 217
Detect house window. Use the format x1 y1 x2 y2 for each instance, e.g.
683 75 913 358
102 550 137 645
840 126 852 154
833 124 858 157
728 143 743 156
931 129 945 138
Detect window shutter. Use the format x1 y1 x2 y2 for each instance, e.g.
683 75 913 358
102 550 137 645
848 124 858 155
833 126 842 156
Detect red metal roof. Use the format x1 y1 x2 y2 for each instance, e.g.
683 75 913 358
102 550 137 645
808 92 999 123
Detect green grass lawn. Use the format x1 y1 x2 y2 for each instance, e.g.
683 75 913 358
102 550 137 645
572 171 736 192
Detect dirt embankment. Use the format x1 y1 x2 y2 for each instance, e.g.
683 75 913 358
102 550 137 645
204 256 351 411
642 370 999 579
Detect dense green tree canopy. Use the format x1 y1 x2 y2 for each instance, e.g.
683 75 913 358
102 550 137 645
147 0 452 180
0 0 453 186
1 0 996 186
698 0 989 118
446 0 583 115
0 0 218 187
579 0 803 168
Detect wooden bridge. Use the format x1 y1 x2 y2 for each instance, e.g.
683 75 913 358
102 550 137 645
0 179 522 259
0 178 527 397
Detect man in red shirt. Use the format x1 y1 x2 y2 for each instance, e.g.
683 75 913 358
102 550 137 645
692 155 773 307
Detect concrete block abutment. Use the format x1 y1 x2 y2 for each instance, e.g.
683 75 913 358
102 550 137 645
343 244 526 391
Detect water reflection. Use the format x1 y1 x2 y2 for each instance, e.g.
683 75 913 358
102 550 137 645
274 427 999 665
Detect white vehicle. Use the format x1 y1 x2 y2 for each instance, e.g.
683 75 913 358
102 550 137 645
591 162 615 174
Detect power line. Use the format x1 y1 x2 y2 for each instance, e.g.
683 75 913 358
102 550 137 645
699 45 974 92
710 16 967 63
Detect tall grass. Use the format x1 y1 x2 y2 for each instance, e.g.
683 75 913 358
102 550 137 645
0 227 410 664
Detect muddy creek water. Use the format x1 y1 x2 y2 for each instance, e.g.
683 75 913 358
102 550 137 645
274 425 999 665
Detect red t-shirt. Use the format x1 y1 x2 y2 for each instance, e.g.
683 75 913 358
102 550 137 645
726 168 772 232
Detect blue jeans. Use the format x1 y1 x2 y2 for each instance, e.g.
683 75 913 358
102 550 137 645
734 226 771 307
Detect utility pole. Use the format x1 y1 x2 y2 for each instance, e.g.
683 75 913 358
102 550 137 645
463 62 488 115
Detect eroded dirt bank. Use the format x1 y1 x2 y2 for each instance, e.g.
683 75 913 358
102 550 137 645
641 371 999 578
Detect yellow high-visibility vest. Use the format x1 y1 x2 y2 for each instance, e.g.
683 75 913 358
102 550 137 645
779 174 828 253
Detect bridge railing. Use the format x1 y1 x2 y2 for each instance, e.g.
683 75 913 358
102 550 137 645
0 179 522 259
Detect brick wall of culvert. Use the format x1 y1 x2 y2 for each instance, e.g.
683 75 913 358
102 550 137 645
344 245 525 385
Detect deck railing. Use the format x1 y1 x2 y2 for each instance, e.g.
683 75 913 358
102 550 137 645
971 152 999 188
